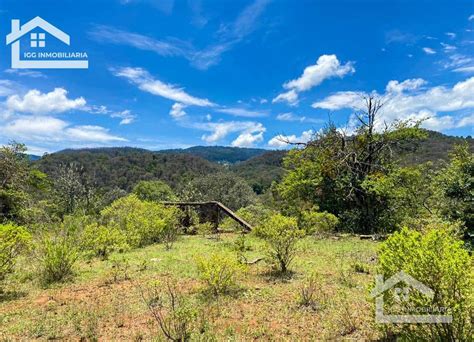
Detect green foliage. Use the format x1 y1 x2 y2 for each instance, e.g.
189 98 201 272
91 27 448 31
436 143 473 233
299 210 339 236
182 172 256 211
101 194 181 248
35 230 80 285
132 180 178 202
297 272 325 310
0 222 31 288
141 278 198 341
81 223 128 259
376 225 472 340
220 203 274 232
196 252 244 296
159 206 182 250
276 104 428 234
255 214 304 273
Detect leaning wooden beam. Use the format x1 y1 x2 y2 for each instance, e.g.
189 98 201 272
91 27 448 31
161 201 253 232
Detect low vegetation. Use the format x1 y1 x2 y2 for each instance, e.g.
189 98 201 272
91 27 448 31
0 97 472 340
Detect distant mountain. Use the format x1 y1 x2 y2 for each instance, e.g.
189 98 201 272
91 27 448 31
160 146 268 164
35 148 221 191
28 154 41 161
32 131 473 195
232 150 287 194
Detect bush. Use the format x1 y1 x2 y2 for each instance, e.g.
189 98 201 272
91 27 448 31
101 195 180 248
81 223 128 259
0 223 31 289
376 225 472 340
196 252 244 296
255 214 304 273
36 231 80 285
132 180 178 202
300 210 339 236
141 278 197 341
159 206 182 250
298 272 325 310
220 203 274 232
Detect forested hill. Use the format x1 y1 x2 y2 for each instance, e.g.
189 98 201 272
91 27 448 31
33 131 472 193
35 148 221 191
160 146 268 164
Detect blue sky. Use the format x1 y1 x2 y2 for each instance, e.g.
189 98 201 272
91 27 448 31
0 0 473 154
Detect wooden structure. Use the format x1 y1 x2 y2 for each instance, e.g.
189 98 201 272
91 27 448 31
162 201 253 232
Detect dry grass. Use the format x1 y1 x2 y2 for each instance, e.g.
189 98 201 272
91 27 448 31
0 234 380 340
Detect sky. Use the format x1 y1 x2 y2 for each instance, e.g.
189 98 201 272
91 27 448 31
0 0 473 155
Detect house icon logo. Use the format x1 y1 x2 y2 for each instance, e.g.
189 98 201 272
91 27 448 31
371 271 452 324
6 16 88 69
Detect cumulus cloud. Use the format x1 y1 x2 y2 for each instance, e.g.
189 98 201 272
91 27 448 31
110 109 136 125
268 129 314 148
195 120 265 147
169 102 187 119
6 88 86 114
311 77 474 131
0 116 125 143
385 78 427 93
113 67 214 106
273 55 354 105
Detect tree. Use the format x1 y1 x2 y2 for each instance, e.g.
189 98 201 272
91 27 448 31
436 143 473 235
132 180 177 202
277 96 426 234
182 172 256 211
255 214 304 273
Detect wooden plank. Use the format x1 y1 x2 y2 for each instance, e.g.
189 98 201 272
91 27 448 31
161 201 253 232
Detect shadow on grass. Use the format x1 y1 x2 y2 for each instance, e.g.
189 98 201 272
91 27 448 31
0 289 28 302
262 269 296 283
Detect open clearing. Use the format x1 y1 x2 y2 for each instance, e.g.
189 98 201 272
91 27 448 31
0 234 380 340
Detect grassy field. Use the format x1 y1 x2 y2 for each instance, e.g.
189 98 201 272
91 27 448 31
0 234 380 340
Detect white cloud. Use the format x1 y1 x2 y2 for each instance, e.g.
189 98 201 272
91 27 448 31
422 47 436 55
273 55 355 105
4 69 46 78
231 131 264 147
110 109 136 125
113 67 214 107
169 102 187 119
312 91 364 110
0 80 17 97
272 89 299 106
385 78 427 93
311 77 474 132
260 98 268 104
276 112 324 124
216 107 267 117
468 14 474 21
0 116 125 143
91 0 270 70
453 66 474 73
268 129 314 148
445 32 456 39
196 121 265 146
6 88 86 114
440 42 456 52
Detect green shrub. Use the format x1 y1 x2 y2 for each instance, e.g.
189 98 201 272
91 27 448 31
220 204 274 232
132 180 178 202
81 223 128 259
101 195 180 248
159 206 182 250
141 278 197 341
376 225 472 340
196 252 244 296
300 210 339 236
255 214 304 273
0 222 31 288
36 231 80 285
